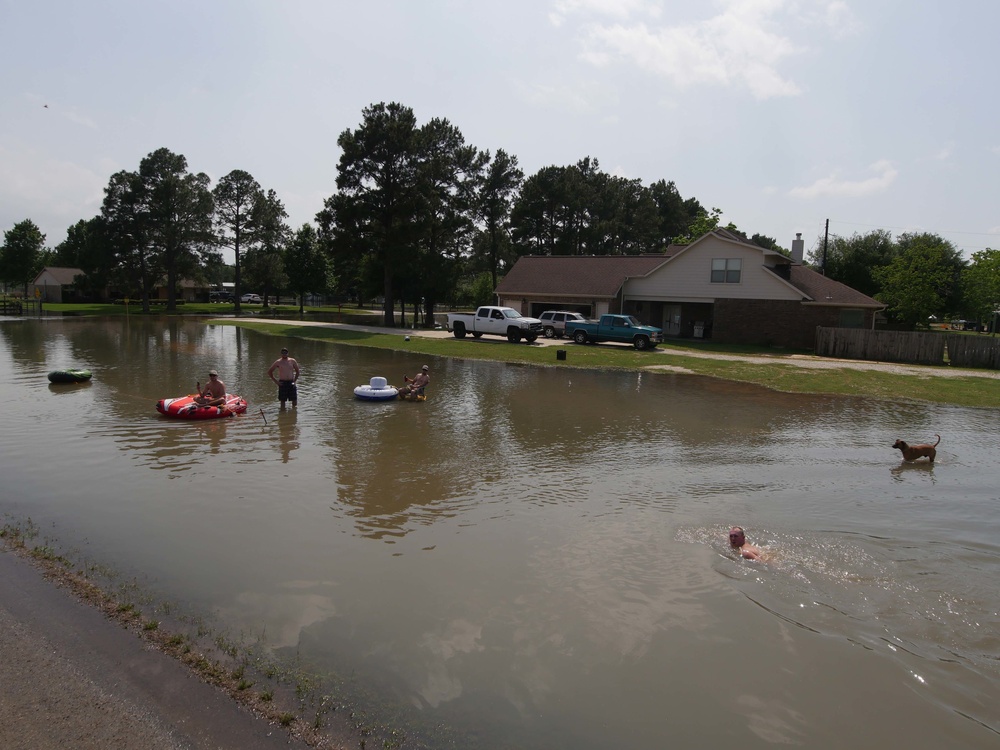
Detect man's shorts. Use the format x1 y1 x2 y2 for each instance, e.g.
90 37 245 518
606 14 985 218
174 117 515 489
278 380 297 402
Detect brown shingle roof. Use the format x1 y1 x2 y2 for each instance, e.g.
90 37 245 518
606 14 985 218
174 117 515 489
496 255 668 298
785 265 883 307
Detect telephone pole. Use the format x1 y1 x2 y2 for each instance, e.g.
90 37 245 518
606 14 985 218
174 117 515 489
822 219 829 275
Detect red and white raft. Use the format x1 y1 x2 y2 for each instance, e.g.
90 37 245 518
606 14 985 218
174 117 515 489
156 393 248 419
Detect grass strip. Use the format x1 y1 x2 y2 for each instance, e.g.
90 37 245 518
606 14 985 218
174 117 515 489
229 321 1000 409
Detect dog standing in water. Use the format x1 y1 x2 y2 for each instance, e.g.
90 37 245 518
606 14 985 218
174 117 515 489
893 434 940 462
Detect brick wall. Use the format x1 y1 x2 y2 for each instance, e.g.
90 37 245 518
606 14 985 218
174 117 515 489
713 299 872 350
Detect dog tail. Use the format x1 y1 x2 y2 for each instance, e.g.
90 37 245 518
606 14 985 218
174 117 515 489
933 434 941 446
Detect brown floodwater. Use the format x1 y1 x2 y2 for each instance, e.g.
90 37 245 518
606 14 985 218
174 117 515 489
1 317 998 748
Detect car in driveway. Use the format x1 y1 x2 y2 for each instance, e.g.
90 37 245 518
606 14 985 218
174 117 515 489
240 293 262 303
538 310 588 338
209 291 234 303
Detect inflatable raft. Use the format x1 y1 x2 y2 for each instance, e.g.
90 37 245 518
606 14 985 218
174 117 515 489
48 369 92 384
354 377 399 401
156 393 248 419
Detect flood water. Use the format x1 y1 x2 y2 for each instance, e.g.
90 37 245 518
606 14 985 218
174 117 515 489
1 317 998 748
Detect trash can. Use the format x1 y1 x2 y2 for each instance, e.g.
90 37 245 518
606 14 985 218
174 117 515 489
693 322 704 338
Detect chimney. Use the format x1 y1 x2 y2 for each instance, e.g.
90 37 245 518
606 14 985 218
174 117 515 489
791 232 804 264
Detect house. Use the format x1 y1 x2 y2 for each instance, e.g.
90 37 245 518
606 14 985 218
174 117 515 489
494 229 883 350
31 267 84 303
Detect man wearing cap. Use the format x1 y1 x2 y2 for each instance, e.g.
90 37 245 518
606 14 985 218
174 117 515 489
399 364 430 397
267 347 300 407
195 369 226 406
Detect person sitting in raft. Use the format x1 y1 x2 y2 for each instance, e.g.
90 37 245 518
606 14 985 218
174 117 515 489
729 526 762 561
194 369 226 407
399 364 430 397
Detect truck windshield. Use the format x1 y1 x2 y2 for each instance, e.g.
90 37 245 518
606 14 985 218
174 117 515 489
502 309 523 319
624 316 641 326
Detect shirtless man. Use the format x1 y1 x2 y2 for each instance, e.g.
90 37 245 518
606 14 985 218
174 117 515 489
267 348 300 407
195 369 226 407
729 526 762 561
399 364 429 396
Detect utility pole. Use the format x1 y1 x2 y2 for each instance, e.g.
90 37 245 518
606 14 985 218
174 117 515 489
822 219 829 275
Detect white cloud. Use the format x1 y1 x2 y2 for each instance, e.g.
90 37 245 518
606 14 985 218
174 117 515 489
788 159 898 199
516 78 615 113
563 0 818 99
0 143 106 240
933 142 955 161
816 1 863 39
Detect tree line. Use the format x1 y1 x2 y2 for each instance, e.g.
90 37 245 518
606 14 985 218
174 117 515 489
1 100 997 328
807 229 1000 329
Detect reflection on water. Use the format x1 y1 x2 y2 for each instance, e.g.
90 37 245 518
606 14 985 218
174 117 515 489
1 318 998 748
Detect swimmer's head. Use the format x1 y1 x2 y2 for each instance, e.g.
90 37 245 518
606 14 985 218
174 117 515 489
729 527 746 546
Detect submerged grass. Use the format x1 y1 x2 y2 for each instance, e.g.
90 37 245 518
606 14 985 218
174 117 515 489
231 321 1000 409
0 514 415 749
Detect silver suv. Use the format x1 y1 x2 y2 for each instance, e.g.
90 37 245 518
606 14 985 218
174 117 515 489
538 310 588 339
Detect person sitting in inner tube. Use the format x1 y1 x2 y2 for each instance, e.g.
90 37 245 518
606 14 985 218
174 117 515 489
195 369 227 407
399 364 429 397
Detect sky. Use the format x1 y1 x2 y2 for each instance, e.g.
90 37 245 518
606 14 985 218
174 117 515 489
2 0 998 263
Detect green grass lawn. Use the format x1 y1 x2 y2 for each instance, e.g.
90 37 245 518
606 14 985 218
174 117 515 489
231 321 1000 409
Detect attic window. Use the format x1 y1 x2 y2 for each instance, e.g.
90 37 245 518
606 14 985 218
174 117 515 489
711 258 741 284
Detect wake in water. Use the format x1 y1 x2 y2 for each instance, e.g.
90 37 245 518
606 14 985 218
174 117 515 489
678 525 1000 735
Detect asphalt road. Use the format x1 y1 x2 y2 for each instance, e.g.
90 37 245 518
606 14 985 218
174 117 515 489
0 550 312 750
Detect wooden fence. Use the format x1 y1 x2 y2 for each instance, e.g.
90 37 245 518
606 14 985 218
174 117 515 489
815 327 1000 369
944 334 1000 369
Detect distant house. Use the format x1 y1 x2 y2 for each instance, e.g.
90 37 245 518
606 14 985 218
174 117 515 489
31 267 84 303
153 278 203 302
495 229 883 350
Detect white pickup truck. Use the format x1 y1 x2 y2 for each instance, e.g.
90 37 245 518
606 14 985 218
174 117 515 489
446 306 544 343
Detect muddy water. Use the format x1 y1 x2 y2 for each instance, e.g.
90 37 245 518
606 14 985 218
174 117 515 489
1 317 997 748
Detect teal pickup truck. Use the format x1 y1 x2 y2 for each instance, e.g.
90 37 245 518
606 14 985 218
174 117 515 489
566 314 663 350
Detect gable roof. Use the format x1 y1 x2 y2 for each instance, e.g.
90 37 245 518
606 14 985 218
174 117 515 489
34 267 83 285
496 255 669 298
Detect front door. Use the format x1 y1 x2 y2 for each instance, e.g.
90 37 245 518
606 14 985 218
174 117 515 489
664 305 681 336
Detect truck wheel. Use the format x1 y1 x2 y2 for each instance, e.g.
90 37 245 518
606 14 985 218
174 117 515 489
543 326 556 338
473 332 483 339
634 336 650 350
453 323 466 339
508 329 521 343
573 330 588 345
525 333 538 343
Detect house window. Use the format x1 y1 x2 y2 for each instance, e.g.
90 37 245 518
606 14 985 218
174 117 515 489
839 308 864 328
711 258 741 283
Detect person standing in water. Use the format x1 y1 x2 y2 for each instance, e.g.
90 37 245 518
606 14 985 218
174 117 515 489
267 348 300 408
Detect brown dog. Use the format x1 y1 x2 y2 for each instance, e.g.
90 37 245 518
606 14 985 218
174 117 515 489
892 434 940 462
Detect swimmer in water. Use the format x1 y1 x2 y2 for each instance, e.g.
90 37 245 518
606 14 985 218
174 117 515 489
729 526 762 561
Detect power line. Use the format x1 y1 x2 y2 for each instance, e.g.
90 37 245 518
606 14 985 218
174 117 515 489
823 219 1000 252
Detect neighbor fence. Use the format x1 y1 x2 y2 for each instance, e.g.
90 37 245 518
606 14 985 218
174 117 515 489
815 327 1000 369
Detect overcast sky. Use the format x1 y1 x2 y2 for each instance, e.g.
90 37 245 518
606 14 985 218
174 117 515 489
3 0 998 261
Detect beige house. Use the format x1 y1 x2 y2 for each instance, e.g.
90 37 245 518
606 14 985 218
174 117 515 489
31 267 84 303
495 229 883 350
